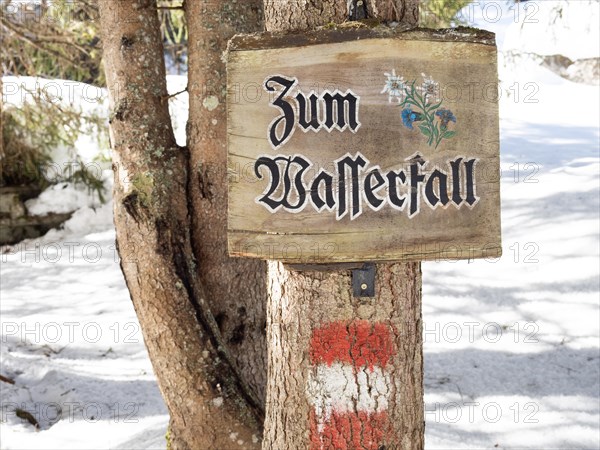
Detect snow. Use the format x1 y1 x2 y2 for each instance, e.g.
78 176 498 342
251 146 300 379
26 183 105 216
0 77 188 449
501 0 600 60
0 226 169 449
1 2 599 448
464 0 600 60
166 75 189 147
422 2 600 448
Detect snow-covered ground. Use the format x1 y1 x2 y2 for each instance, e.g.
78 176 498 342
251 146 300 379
0 76 187 449
1 1 598 449
423 1 599 448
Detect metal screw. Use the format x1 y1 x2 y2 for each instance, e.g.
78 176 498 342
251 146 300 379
361 283 368 290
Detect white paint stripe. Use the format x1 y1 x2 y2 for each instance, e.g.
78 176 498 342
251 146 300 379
306 362 391 420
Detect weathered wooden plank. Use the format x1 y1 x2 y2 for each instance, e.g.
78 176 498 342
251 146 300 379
226 27 501 263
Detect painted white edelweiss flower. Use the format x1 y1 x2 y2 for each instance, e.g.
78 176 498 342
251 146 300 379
381 69 406 103
418 73 440 103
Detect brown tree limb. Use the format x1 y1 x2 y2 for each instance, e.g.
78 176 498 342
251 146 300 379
185 0 268 422
97 0 263 447
0 374 16 385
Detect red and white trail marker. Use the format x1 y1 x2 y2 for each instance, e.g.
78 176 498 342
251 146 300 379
307 321 397 450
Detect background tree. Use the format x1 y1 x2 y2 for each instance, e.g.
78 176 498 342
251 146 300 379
1 0 102 84
185 0 268 410
1 0 106 191
0 0 186 192
0 0 188 83
419 0 472 28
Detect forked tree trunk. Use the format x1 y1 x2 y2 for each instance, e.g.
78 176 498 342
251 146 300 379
98 2 263 449
99 0 423 447
262 1 425 449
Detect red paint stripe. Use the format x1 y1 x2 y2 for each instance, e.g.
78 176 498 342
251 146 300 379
310 409 391 450
310 320 396 370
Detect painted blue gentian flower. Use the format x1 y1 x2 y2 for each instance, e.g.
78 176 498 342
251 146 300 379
435 109 457 128
401 108 422 130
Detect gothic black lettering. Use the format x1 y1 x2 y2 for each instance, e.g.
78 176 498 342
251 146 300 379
264 76 296 148
322 92 360 131
336 154 367 220
254 155 310 211
424 169 450 208
310 171 335 211
264 75 361 149
386 170 407 210
364 169 386 210
464 158 478 206
450 157 463 206
409 157 426 217
296 92 320 131
254 152 480 220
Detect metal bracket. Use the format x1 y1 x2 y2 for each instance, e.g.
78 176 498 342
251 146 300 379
352 263 375 297
349 0 367 21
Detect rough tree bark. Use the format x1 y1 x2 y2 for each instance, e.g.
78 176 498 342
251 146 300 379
264 0 418 32
98 1 263 449
1 77 4 159
262 1 424 449
185 0 268 408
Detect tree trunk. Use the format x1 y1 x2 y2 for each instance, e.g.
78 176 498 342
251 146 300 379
264 0 418 32
98 1 263 448
262 1 424 449
265 263 424 449
185 0 268 408
1 76 4 160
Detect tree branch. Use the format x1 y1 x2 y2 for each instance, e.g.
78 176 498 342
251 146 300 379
0 18 89 70
98 0 264 445
163 88 187 101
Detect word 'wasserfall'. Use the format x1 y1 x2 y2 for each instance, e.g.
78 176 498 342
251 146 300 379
254 152 478 220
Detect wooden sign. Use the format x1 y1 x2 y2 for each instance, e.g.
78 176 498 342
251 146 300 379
226 28 501 264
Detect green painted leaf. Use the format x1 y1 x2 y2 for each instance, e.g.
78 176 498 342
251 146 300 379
427 101 443 112
443 130 456 139
418 124 431 137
